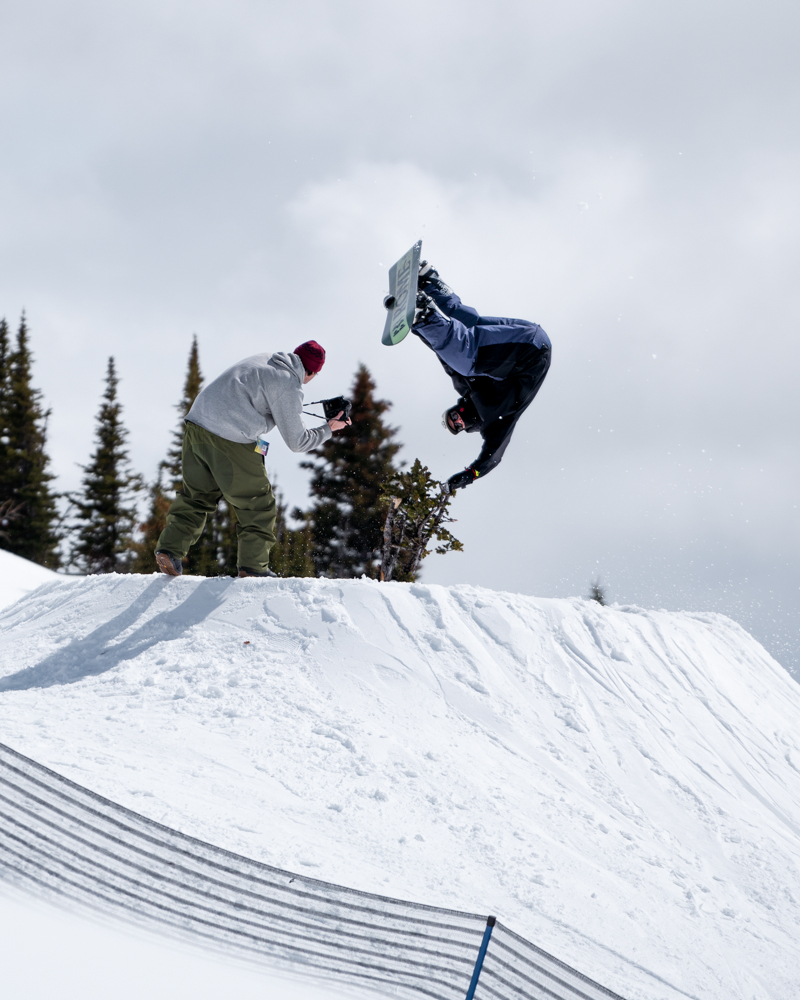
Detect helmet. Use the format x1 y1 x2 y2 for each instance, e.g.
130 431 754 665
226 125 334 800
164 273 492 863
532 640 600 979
442 406 462 434
442 396 480 435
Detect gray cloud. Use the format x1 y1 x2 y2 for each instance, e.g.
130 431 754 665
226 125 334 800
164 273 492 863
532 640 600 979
1 0 798 668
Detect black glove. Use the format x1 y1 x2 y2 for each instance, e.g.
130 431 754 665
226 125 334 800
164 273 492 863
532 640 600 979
446 467 478 492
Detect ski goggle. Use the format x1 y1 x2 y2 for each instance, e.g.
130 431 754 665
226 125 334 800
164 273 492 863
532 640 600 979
442 397 481 435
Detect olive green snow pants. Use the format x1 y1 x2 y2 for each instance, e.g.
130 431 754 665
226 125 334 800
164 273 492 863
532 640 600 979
156 421 277 574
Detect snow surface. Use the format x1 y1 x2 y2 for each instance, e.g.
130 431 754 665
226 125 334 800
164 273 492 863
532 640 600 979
0 547 59 609
1 573 800 1000
0 881 361 1000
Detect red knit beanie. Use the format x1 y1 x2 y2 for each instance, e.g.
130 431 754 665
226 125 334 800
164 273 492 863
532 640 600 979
294 340 326 374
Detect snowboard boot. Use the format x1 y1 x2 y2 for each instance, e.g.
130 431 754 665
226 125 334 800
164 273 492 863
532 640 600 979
418 260 451 294
238 567 278 578
413 289 440 327
155 550 183 576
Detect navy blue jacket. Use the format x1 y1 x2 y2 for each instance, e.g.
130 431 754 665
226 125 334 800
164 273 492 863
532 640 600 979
416 288 551 478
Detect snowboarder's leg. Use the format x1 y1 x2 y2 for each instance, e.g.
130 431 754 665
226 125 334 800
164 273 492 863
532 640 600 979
157 423 222 562
419 263 481 327
474 315 541 332
427 287 481 327
413 306 479 378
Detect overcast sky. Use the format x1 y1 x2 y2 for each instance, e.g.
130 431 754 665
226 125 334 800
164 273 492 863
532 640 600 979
2 0 799 670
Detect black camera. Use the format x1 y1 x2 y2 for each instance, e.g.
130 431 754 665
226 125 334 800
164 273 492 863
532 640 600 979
320 396 353 421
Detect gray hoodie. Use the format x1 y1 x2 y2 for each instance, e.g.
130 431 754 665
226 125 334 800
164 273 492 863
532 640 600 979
186 351 332 451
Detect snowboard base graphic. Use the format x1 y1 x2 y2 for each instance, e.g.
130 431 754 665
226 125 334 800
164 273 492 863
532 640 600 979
381 241 422 346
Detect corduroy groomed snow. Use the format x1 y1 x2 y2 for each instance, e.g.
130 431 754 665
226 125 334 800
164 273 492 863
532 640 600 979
294 340 326 373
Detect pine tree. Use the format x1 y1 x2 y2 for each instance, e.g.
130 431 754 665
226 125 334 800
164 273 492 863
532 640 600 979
589 580 607 606
195 502 239 576
0 318 10 423
133 336 226 575
302 364 402 578
163 335 204 493
269 482 315 578
206 500 239 577
0 319 12 534
379 460 463 582
69 357 143 574
0 314 60 567
0 318 21 545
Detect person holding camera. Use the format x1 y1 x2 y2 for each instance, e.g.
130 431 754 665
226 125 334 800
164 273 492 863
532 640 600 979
412 263 552 493
155 340 350 578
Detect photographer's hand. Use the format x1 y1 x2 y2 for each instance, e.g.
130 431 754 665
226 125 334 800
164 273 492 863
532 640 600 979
328 411 352 433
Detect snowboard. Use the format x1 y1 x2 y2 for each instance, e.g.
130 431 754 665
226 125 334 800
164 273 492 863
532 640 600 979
381 240 422 346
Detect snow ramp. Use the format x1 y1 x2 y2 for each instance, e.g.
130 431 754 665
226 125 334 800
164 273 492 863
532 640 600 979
1 576 800 1000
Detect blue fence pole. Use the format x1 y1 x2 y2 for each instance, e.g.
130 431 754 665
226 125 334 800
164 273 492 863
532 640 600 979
465 916 496 1000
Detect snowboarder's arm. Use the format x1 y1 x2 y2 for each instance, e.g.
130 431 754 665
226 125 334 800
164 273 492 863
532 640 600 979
471 417 517 476
446 466 479 491
446 416 517 491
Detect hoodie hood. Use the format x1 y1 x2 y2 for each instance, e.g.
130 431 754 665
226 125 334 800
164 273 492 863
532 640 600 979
269 351 305 383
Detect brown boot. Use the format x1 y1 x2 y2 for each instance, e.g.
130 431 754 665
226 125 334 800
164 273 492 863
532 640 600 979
156 551 183 576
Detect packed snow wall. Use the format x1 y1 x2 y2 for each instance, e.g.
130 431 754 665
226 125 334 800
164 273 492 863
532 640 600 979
1 575 800 1000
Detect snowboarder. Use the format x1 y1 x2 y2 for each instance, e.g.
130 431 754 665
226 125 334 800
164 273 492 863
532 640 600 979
155 341 350 577
412 263 551 492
